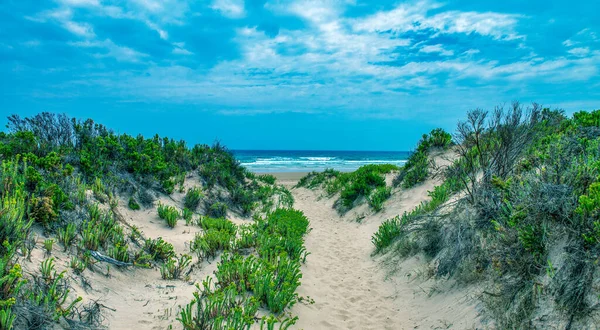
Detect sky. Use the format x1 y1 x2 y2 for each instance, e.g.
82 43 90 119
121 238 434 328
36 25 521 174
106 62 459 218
1 0 599 150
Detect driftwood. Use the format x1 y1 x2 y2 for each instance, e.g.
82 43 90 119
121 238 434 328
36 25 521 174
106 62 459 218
90 250 132 267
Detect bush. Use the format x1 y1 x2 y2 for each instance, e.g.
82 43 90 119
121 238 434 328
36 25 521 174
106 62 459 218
368 186 391 212
128 197 140 210
161 254 192 280
144 237 175 262
29 196 57 226
207 202 227 218
157 203 179 228
184 188 202 210
257 174 276 185
372 216 403 253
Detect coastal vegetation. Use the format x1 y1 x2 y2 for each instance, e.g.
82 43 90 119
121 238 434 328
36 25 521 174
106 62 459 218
0 112 302 329
373 104 600 328
296 164 399 213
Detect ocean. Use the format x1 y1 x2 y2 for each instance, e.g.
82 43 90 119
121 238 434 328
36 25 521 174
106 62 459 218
233 150 410 173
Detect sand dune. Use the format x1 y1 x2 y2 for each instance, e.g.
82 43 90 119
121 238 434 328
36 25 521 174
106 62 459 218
20 170 481 329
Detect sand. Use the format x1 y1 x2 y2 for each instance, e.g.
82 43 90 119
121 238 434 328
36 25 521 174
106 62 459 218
290 174 481 329
20 167 481 329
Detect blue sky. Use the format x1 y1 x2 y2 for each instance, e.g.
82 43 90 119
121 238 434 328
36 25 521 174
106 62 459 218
1 0 599 150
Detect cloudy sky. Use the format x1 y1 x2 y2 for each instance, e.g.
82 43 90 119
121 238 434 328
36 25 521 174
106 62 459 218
1 0 599 150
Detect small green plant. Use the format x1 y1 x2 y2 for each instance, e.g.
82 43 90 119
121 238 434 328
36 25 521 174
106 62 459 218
184 187 203 210
70 256 86 275
161 254 192 280
181 208 194 225
43 238 54 255
158 202 179 228
368 186 392 212
128 197 141 210
57 223 77 251
372 215 403 253
145 237 175 262
108 243 130 263
207 202 227 218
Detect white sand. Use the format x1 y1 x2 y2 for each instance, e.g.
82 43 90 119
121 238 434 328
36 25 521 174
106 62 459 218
290 175 481 329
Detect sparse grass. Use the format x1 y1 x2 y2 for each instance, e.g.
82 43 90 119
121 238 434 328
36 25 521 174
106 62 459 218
57 223 77 251
180 208 309 328
161 254 192 280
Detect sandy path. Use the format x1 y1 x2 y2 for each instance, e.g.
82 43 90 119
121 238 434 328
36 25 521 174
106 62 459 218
289 182 481 330
291 187 409 329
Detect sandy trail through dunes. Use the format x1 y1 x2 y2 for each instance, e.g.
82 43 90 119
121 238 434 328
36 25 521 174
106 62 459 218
286 178 481 330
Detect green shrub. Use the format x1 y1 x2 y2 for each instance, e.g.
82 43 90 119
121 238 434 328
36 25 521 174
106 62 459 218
144 237 175 262
368 186 392 212
257 174 276 185
190 229 235 260
207 202 227 218
161 254 192 280
198 216 237 234
128 197 141 210
184 187 203 210
372 215 403 253
29 196 57 226
158 202 179 228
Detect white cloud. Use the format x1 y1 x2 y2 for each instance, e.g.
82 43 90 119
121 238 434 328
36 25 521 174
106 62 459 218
55 0 100 7
211 0 246 19
63 20 95 38
353 0 522 40
568 47 590 57
420 44 454 56
70 39 149 62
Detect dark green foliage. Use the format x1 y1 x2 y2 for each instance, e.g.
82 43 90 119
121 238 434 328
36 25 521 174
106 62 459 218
144 237 175 262
128 197 140 210
184 187 202 210
207 201 227 218
257 174 277 185
396 151 429 188
368 186 391 212
418 128 453 151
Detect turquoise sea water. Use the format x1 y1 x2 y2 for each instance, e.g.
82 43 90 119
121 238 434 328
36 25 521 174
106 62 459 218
233 150 410 173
